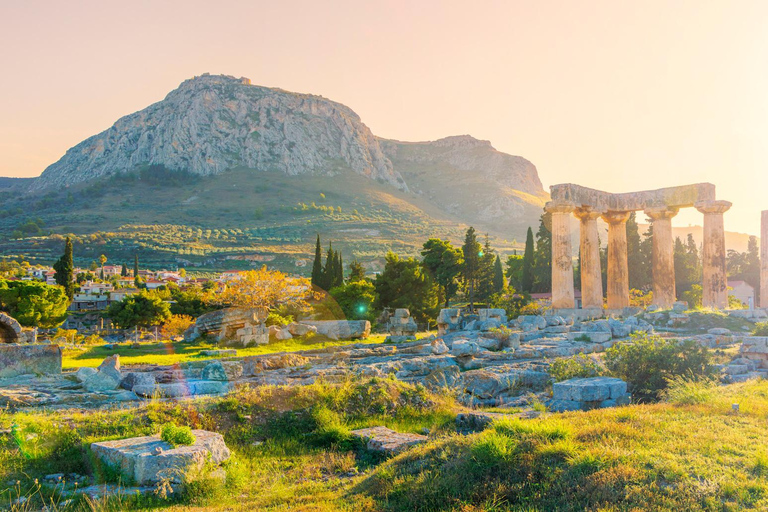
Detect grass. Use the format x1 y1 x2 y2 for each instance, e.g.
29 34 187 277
61 334 394 369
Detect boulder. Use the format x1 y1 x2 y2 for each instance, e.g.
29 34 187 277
120 372 156 391
91 430 230 485
550 377 630 411
423 365 462 389
184 307 267 342
275 329 293 341
287 323 317 337
431 339 449 355
82 355 123 392
451 340 480 357
76 367 98 383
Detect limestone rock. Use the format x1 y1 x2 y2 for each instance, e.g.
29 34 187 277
431 338 449 355
350 426 427 454
76 367 98 383
301 320 371 340
201 361 228 381
0 344 63 378
287 323 317 337
90 430 230 485
451 340 480 357
120 372 156 391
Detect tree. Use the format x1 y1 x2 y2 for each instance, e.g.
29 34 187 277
0 280 69 328
521 227 535 293
374 252 439 323
505 253 524 291
217 266 317 313
626 212 646 289
99 254 107 281
492 255 506 295
532 211 552 293
134 254 140 287
53 237 75 299
674 235 700 297
637 222 654 291
334 250 344 288
321 243 338 291
461 227 481 310
121 264 128 277
421 238 463 307
106 294 171 329
329 281 376 321
475 236 497 302
311 234 324 289
348 259 366 283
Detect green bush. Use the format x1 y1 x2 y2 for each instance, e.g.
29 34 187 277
753 322 768 336
604 333 714 401
265 312 293 327
549 354 607 382
160 423 196 447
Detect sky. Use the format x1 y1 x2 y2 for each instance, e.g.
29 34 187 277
0 0 766 235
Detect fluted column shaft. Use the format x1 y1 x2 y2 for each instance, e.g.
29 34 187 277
762 211 768 308
602 211 631 310
645 207 679 309
574 207 604 309
546 201 576 309
696 200 731 309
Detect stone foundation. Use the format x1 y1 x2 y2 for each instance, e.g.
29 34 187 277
0 344 61 378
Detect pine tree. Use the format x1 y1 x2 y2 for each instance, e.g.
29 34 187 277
476 236 497 301
492 255 505 294
532 211 552 293
521 227 535 293
462 227 481 310
348 260 366 282
53 237 74 299
311 234 324 289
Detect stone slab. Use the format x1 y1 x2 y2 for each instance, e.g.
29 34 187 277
91 430 230 485
350 426 427 454
567 332 612 343
0 344 62 378
552 377 627 402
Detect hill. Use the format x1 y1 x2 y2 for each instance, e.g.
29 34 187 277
0 74 548 271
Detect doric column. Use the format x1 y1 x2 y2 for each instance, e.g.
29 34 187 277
762 211 768 308
601 211 631 310
645 206 679 309
545 201 576 309
695 200 732 309
574 207 604 309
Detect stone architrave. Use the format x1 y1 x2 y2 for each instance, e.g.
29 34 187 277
574 207 605 309
601 211 631 310
762 211 768 309
545 201 576 309
695 200 731 309
645 206 679 309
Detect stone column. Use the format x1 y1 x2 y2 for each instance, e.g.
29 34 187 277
601 211 631 310
545 201 576 309
695 200 732 309
645 206 679 309
762 211 768 309
574 207 604 309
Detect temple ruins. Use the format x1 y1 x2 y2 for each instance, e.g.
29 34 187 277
546 183 732 313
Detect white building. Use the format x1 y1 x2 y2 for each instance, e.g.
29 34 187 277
728 280 755 308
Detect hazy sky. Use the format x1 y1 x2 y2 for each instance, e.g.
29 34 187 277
1 1 766 235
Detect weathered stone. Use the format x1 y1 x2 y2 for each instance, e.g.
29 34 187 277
286 323 317 337
200 349 237 357
90 430 230 485
387 309 418 336
301 320 371 340
552 377 628 407
451 340 480 357
275 329 293 341
436 308 461 335
0 344 62 378
431 339 449 355
567 332 612 343
202 361 228 381
132 380 227 398
185 307 267 345
0 313 22 343
350 426 427 454
120 372 156 391
76 367 98 383
423 365 461 389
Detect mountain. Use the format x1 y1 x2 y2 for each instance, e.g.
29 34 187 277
1 74 548 271
34 74 407 191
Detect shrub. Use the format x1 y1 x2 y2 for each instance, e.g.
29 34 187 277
160 314 195 339
753 322 768 336
160 423 196 447
549 354 607 382
518 301 545 316
265 312 293 327
604 333 714 401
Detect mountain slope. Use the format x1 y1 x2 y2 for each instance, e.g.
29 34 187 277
34 74 407 191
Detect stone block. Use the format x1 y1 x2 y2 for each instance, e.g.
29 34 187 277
543 325 570 334
0 344 62 378
120 372 156 391
553 377 626 402
202 361 228 381
350 426 427 454
451 340 480 357
91 430 230 485
287 323 317 337
302 320 371 340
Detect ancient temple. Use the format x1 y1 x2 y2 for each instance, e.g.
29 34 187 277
546 183 731 312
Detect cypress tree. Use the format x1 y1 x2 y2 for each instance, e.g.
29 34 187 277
493 255 505 293
53 237 74 299
322 243 335 290
521 227 535 293
121 264 128 277
134 254 140 287
532 212 552 293
311 234 324 288
462 227 481 311
334 250 344 288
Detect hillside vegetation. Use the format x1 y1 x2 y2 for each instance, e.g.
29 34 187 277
3 378 768 511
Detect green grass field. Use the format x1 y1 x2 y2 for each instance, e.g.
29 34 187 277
3 374 768 510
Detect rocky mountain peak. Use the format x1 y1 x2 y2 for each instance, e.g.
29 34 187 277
432 135 494 150
33 75 407 191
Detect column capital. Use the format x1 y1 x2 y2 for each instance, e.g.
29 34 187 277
601 210 631 225
695 200 732 215
545 201 576 214
644 206 679 221
574 206 605 221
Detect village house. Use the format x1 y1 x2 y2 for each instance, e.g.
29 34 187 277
109 288 140 302
728 279 755 308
